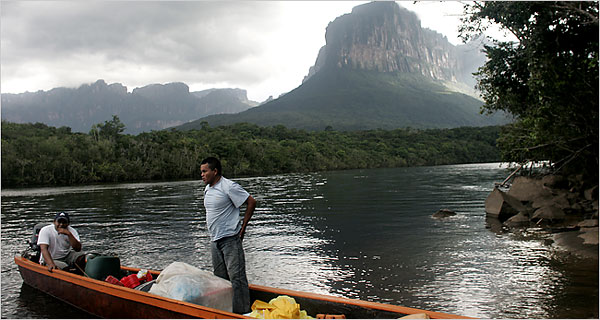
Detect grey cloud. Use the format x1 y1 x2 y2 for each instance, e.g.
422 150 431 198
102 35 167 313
1 1 284 85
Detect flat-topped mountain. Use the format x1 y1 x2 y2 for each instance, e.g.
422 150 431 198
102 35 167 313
181 2 506 131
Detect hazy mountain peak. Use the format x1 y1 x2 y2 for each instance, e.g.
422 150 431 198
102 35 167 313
304 1 482 88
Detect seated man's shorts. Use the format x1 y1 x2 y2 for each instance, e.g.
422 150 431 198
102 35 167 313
53 250 86 269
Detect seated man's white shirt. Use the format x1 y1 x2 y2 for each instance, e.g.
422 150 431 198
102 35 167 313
37 224 80 264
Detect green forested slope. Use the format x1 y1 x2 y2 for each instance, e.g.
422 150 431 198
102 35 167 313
181 68 509 131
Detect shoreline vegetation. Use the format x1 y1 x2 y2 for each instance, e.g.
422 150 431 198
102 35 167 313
1 119 501 189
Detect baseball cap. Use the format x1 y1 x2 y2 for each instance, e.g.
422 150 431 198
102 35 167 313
54 212 70 223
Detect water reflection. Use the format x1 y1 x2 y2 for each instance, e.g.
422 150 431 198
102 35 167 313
2 164 597 319
243 174 343 294
16 283 96 319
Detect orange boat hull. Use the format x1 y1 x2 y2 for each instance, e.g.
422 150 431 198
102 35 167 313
15 256 471 319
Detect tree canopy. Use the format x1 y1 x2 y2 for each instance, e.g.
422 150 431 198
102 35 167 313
2 120 501 188
460 1 599 183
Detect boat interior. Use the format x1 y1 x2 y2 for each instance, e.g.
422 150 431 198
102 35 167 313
19 223 449 319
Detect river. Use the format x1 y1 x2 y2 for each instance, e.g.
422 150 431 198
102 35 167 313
1 163 598 318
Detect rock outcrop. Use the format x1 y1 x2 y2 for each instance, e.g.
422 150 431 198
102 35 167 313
486 175 598 226
485 174 599 258
432 209 457 219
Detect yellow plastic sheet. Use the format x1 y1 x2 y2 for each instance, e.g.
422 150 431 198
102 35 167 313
249 295 312 319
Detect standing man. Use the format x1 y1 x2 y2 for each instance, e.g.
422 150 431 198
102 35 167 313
200 157 257 314
37 212 86 272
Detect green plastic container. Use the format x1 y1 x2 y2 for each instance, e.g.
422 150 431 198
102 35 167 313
84 255 121 280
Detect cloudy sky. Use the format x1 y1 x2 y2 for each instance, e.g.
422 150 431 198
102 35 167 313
1 1 492 102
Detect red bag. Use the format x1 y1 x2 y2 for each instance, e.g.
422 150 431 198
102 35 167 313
105 275 124 286
143 272 153 282
120 274 140 288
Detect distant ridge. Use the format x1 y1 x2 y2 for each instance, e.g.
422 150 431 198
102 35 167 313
1 80 258 134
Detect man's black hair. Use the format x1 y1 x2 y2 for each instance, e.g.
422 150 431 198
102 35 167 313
201 157 222 176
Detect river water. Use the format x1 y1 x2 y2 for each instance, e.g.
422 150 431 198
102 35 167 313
1 163 598 319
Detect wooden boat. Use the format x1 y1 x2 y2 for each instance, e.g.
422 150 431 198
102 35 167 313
15 255 471 319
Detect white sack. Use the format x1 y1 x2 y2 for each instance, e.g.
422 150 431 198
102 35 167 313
149 261 233 312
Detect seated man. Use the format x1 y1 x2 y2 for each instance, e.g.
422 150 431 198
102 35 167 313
37 212 86 272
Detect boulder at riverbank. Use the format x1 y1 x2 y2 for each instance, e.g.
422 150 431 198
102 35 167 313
485 174 598 258
485 187 526 221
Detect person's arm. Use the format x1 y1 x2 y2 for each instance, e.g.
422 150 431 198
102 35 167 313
57 227 82 251
40 244 58 272
238 195 257 241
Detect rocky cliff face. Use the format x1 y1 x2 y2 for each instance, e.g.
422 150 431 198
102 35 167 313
304 2 482 88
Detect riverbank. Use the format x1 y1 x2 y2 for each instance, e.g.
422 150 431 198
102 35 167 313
485 173 599 259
